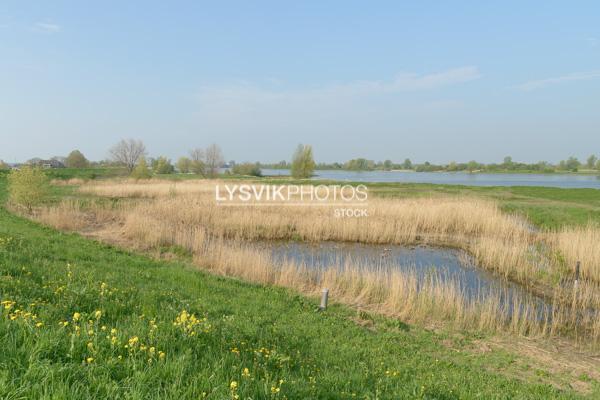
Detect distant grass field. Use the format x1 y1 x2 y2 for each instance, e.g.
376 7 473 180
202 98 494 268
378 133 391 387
1 176 597 398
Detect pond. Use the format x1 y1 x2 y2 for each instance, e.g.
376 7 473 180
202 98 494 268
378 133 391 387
260 169 600 189
254 241 553 318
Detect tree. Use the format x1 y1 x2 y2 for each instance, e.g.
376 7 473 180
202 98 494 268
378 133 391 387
65 150 89 168
7 166 49 212
291 144 315 179
131 156 151 179
586 155 598 169
153 156 174 174
596 159 600 171
0 160 9 170
205 144 224 178
344 158 372 171
383 160 393 170
503 156 513 168
467 160 480 172
232 162 262 177
189 148 206 176
402 158 413 170
109 139 147 173
176 157 191 173
565 156 580 171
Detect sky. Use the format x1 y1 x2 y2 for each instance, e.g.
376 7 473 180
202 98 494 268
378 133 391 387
1 1 599 164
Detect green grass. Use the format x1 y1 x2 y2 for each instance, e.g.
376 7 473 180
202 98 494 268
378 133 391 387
1 180 597 398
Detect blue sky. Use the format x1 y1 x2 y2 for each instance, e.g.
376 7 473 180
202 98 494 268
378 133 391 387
1 1 599 164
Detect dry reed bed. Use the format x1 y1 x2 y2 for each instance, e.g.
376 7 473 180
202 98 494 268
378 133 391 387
77 179 599 283
30 179 600 345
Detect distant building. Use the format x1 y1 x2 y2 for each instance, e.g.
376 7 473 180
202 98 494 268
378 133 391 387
28 159 65 168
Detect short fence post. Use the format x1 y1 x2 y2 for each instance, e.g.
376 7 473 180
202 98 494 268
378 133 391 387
319 288 329 311
574 261 581 292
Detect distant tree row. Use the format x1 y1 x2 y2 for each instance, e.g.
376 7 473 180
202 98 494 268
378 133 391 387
14 142 598 179
262 154 600 173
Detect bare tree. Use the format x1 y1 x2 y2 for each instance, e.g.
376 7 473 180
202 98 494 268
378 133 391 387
189 148 206 176
109 139 147 173
204 143 224 178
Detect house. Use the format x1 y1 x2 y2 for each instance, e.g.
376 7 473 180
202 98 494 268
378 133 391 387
28 159 65 168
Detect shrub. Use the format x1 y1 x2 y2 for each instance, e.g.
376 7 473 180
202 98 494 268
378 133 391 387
291 144 315 179
66 150 89 168
153 157 174 174
176 157 191 173
131 157 152 180
7 166 49 211
232 162 262 177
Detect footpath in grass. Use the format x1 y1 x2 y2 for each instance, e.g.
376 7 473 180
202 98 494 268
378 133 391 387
0 185 593 398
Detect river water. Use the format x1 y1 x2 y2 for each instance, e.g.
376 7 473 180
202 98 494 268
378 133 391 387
260 169 600 189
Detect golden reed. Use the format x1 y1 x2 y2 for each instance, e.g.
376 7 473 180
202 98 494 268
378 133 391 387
33 179 600 345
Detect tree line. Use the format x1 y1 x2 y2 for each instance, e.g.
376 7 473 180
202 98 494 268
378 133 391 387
5 143 598 178
263 155 600 173
1 139 317 180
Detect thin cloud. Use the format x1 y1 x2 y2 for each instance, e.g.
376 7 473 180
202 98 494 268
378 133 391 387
587 37 598 47
389 66 481 90
34 22 61 33
198 66 481 103
515 70 600 91
326 66 481 94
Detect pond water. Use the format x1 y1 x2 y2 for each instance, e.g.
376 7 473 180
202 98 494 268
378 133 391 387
260 169 600 189
255 241 552 318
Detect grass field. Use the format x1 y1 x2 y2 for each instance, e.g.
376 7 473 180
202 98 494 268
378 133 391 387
1 172 600 398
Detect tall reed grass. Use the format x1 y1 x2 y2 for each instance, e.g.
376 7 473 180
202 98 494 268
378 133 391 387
31 179 600 345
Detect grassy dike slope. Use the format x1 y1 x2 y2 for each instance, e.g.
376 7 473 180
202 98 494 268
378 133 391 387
0 176 593 399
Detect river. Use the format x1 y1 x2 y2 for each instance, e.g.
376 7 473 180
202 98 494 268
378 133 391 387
259 169 600 189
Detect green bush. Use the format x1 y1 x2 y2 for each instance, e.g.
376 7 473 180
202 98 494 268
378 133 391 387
66 150 90 168
153 156 174 174
7 166 49 211
291 144 315 179
131 157 152 180
232 162 262 177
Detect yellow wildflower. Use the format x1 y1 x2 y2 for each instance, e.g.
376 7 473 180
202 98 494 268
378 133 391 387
73 312 81 321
